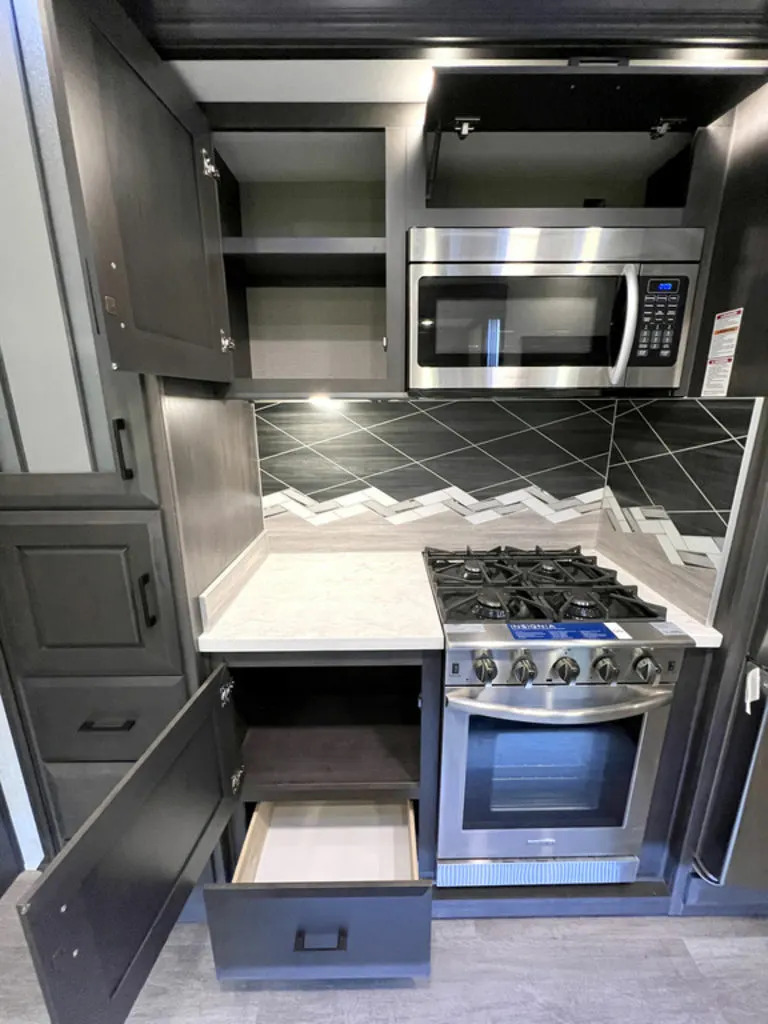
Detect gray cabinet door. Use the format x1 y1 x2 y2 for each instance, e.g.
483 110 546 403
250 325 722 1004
0 511 181 676
18 664 239 1024
44 0 232 382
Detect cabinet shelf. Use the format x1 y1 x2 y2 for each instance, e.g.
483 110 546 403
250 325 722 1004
223 236 386 285
240 722 421 802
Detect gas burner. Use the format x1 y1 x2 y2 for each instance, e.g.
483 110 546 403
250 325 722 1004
563 592 605 620
474 589 507 620
462 559 484 581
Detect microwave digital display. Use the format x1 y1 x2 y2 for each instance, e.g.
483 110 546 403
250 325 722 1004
648 279 680 293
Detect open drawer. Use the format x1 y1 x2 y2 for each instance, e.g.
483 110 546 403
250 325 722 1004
204 799 432 980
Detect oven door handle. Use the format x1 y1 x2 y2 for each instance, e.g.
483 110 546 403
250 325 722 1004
446 688 674 725
608 263 640 387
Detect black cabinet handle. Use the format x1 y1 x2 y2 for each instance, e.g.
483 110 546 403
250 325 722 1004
293 928 348 953
112 418 135 480
79 718 136 733
137 573 158 628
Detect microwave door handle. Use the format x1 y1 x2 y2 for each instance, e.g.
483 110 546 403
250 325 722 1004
446 687 673 725
608 263 640 387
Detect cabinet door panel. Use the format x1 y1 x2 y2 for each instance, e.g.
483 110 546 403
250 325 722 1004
0 512 181 676
46 0 231 382
18 665 239 1024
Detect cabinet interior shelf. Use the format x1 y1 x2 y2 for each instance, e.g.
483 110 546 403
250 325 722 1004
240 722 420 802
223 236 386 285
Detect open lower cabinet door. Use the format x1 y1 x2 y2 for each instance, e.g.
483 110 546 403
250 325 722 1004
17 665 240 1024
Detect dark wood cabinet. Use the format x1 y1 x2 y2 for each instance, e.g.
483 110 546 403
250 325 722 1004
18 660 436 1024
24 675 187 762
43 762 132 842
0 511 181 677
42 0 232 383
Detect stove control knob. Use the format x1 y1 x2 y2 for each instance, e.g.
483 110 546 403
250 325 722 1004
553 656 580 684
634 653 661 684
473 652 498 684
511 656 537 685
593 654 620 684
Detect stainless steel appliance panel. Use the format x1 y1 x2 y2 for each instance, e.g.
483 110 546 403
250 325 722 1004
438 683 672 863
409 261 698 390
409 227 705 264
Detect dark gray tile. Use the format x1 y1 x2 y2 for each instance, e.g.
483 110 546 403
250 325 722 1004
584 453 609 478
342 401 418 427
630 455 712 512
365 463 447 500
529 461 604 500
668 512 727 538
260 471 286 496
422 448 522 495
254 417 303 458
641 400 731 452
260 448 358 496
613 410 665 462
699 399 755 440
312 434 408 477
539 411 612 461
257 404 356 444
481 429 572 477
608 463 652 507
499 400 588 428
676 440 745 511
370 413 465 460
425 402 523 444
301 479 367 501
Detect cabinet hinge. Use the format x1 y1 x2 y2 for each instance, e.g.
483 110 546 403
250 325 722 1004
219 680 234 707
220 330 236 354
201 148 220 180
230 765 245 796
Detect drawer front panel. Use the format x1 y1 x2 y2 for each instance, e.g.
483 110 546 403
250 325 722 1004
25 676 187 761
204 882 432 981
44 762 132 841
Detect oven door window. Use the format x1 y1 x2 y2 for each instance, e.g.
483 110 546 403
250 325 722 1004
463 716 642 831
417 276 626 368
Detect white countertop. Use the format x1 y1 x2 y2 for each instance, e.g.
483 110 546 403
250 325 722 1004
198 551 444 653
589 549 722 649
198 544 722 654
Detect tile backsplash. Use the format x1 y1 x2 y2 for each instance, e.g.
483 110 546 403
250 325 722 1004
257 399 613 538
599 398 755 620
255 395 757 620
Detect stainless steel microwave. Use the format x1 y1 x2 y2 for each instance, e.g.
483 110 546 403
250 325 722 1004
408 227 704 391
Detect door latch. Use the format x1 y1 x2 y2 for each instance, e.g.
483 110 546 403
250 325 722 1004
220 329 236 353
201 148 220 180
230 765 245 796
219 680 234 707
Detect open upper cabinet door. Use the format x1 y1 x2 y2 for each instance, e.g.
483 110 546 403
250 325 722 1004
17 665 241 1024
38 0 232 382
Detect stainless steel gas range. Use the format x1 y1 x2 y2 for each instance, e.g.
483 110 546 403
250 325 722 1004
426 546 694 888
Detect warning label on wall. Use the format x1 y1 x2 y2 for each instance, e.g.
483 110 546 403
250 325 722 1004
702 307 743 397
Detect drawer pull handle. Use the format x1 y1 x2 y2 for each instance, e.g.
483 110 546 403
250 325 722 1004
138 573 158 628
112 418 135 480
294 928 348 953
79 718 136 733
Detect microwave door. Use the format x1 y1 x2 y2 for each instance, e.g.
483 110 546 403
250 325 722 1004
410 264 636 391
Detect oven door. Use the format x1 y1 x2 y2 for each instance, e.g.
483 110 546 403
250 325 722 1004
410 262 641 390
438 684 673 862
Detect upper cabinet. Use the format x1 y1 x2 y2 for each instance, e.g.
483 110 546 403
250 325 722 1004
39 0 232 383
215 126 408 398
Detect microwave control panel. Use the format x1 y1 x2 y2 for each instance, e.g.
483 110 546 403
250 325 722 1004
631 277 690 365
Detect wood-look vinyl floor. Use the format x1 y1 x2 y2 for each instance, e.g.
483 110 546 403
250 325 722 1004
1 872 766 1024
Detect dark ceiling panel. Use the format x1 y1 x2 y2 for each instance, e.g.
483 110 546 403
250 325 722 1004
118 0 768 55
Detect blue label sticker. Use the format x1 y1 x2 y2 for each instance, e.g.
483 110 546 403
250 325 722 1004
507 622 618 641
